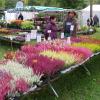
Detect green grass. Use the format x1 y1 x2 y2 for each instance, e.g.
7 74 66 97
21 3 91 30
0 29 100 100
0 45 12 59
91 28 100 40
0 44 17 59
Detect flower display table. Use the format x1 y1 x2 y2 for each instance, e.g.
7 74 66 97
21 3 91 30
0 36 100 99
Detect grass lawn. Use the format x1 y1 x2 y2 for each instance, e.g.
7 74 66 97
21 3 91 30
0 29 100 100
91 28 100 40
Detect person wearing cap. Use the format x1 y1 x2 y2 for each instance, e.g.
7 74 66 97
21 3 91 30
64 11 78 37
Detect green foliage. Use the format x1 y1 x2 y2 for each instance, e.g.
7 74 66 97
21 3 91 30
0 20 6 27
7 22 19 29
0 0 89 10
80 26 88 31
0 0 5 9
29 0 87 9
21 21 34 30
5 0 17 9
0 0 100 10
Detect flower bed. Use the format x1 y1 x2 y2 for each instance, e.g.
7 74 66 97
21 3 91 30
1 36 100 99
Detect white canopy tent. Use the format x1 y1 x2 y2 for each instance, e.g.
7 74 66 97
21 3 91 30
81 5 100 26
4 11 38 22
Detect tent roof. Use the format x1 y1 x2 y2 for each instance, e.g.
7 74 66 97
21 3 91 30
82 5 100 11
7 6 65 12
27 6 65 11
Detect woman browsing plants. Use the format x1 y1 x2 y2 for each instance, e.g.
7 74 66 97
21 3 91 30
44 16 58 40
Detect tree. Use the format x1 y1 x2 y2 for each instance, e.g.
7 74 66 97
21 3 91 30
28 0 87 9
0 0 89 10
24 0 29 5
0 0 5 9
5 0 17 9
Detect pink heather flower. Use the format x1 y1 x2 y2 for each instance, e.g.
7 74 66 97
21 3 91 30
61 46 93 59
71 37 82 43
15 51 27 64
16 79 29 92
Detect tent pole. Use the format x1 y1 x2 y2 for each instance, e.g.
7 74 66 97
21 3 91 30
90 0 93 18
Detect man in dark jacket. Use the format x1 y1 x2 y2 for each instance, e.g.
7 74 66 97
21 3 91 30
18 13 24 20
64 11 77 37
93 15 99 26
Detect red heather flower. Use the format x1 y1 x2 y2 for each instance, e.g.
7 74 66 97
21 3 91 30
16 79 29 92
25 54 64 75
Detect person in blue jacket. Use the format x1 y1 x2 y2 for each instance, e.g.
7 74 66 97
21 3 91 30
64 11 78 37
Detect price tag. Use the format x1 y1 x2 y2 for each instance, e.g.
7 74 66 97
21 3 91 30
10 36 13 41
31 30 37 39
37 34 41 42
48 37 51 41
31 30 37 33
70 25 74 31
61 32 64 39
37 26 40 30
67 37 71 45
25 34 30 42
66 22 71 25
48 30 51 33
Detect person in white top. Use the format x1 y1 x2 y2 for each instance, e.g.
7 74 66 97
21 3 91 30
16 0 24 9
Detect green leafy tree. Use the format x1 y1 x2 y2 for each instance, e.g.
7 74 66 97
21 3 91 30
0 0 5 9
0 0 89 9
5 0 17 9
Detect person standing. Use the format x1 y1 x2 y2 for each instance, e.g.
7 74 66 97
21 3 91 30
64 11 78 37
16 0 24 9
18 13 24 20
87 18 90 26
93 15 99 27
45 16 58 40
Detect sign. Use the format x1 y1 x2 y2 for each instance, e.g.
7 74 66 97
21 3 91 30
61 32 64 39
31 30 37 39
37 34 41 42
10 36 13 41
70 25 74 31
48 30 51 33
67 37 71 45
37 26 40 30
48 37 51 41
25 34 30 42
